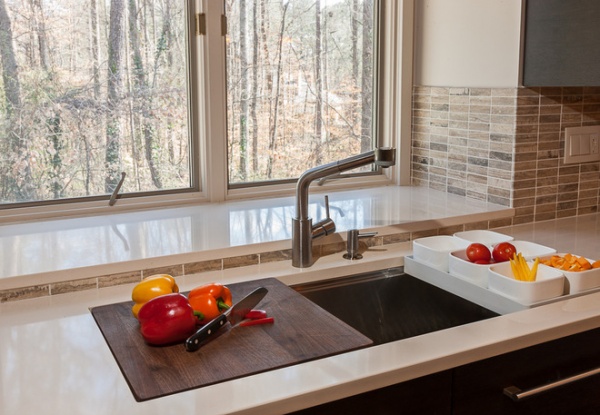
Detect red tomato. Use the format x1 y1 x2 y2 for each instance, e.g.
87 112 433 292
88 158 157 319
466 243 491 263
492 242 517 263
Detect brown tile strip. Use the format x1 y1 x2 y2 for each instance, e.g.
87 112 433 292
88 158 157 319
0 285 50 303
51 278 97 295
98 271 142 289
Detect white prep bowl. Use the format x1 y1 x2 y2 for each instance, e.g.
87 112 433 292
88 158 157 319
510 240 556 260
448 249 493 288
488 262 565 305
412 236 470 272
538 253 600 294
453 230 513 247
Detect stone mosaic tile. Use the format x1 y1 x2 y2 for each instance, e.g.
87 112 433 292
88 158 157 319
412 86 600 225
98 271 142 288
223 254 259 269
142 265 184 278
51 278 97 295
259 249 293 264
0 285 49 303
183 259 222 275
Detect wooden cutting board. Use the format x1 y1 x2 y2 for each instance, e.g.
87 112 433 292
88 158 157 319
91 277 372 401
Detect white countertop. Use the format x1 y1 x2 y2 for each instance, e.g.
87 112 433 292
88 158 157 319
0 186 509 281
3 190 600 414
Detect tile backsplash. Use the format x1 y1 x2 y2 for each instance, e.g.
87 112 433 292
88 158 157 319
412 86 600 224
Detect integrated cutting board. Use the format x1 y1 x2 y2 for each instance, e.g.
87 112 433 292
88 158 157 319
91 277 372 401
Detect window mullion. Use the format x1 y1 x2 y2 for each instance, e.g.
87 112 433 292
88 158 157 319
200 0 228 202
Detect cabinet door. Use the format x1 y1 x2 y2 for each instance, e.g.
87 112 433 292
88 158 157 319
453 328 600 415
523 0 600 86
289 370 452 415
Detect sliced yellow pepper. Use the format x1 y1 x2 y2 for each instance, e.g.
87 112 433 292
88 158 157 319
131 274 179 318
510 253 538 282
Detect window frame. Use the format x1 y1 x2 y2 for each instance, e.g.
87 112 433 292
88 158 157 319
0 0 413 224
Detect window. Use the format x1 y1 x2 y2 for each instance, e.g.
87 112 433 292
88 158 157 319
0 0 409 218
0 0 192 207
225 0 377 186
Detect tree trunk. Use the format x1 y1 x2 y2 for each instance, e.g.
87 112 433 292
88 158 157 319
314 0 323 164
48 111 63 199
266 2 288 179
250 0 259 175
360 0 373 153
351 0 359 122
260 0 273 176
0 0 21 117
105 0 125 193
238 0 248 181
90 0 101 99
30 0 50 72
86 0 101 195
129 0 162 189
0 0 35 201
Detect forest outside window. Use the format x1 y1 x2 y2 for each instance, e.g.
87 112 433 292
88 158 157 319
0 0 393 213
226 0 378 186
0 0 191 207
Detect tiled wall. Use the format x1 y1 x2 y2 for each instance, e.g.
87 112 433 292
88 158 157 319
412 86 600 224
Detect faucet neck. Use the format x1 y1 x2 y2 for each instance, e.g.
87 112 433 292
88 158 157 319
295 150 376 220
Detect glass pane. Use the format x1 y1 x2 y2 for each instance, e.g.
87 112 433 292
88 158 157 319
226 0 375 185
0 0 190 205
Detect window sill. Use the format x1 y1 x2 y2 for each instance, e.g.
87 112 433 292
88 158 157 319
0 185 513 300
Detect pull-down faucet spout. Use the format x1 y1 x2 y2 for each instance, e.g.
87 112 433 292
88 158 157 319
291 147 396 268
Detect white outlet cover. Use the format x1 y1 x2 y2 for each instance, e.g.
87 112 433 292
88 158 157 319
564 126 600 164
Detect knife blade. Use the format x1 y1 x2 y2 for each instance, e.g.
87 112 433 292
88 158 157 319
185 286 268 352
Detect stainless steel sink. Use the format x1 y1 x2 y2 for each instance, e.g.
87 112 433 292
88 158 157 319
293 267 498 346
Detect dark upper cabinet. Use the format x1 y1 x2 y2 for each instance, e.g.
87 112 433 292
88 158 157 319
522 0 600 86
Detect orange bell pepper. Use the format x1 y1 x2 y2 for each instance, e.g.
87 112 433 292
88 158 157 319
188 283 232 324
540 254 595 272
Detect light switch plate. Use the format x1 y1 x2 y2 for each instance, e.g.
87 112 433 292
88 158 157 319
564 126 600 164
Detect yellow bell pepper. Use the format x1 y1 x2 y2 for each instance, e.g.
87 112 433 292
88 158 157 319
131 274 179 318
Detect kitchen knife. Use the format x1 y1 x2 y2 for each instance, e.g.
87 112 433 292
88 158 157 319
185 286 268 352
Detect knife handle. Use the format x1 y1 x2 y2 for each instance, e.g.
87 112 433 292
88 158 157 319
185 313 228 352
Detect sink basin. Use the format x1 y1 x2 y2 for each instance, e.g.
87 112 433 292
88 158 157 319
293 267 498 345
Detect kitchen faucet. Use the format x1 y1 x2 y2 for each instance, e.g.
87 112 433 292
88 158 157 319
291 147 396 268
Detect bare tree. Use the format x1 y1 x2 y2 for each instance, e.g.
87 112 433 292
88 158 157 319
29 0 50 71
360 0 372 153
266 2 288 179
238 0 248 180
250 0 259 175
0 0 36 201
314 0 323 164
0 0 21 118
128 0 162 188
105 0 126 193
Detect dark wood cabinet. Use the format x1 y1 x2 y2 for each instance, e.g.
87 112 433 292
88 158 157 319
522 0 600 86
289 328 600 414
453 328 600 414
288 370 452 415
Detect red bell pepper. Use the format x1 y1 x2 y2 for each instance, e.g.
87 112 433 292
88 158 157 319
244 309 268 320
240 317 275 327
188 283 233 324
137 293 198 346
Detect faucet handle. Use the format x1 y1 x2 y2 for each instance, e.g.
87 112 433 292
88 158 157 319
343 229 378 260
324 195 331 220
311 195 336 239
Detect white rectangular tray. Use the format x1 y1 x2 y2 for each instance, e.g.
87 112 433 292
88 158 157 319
404 256 600 315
